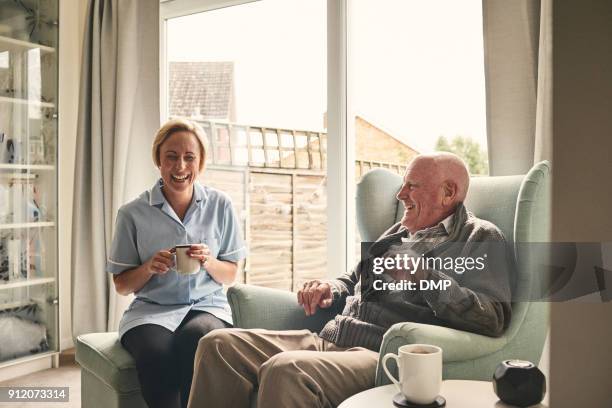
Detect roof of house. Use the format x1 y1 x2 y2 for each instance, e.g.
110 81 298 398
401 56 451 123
169 61 234 119
355 114 419 153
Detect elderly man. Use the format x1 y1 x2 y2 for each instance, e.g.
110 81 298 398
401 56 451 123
188 153 512 408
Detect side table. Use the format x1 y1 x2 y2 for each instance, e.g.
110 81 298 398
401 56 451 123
339 380 548 408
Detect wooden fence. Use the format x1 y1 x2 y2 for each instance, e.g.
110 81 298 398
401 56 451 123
195 119 406 291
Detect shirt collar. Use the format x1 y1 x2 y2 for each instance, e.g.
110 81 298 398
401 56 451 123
148 179 165 206
148 178 208 207
439 212 454 234
192 180 208 205
406 211 455 240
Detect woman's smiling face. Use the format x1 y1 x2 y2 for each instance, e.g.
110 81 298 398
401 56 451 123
158 130 203 197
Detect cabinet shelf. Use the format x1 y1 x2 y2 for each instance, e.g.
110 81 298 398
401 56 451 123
0 173 38 180
0 299 37 312
0 35 55 54
0 164 55 171
0 277 55 291
0 96 55 108
0 222 55 230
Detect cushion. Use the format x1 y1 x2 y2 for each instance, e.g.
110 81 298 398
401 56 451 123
76 332 140 394
357 167 526 244
356 169 403 242
464 175 524 242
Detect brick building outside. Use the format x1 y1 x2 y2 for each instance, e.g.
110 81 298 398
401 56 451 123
170 62 419 167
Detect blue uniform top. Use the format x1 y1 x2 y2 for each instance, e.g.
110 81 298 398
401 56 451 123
106 179 247 339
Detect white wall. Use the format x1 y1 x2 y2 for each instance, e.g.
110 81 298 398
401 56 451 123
58 0 88 350
549 0 612 405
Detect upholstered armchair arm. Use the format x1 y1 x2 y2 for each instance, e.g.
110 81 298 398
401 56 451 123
227 283 345 333
375 322 508 385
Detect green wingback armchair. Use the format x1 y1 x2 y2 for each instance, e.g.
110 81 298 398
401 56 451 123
227 161 552 384
75 162 551 408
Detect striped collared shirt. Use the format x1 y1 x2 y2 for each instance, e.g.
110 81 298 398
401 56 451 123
387 212 455 257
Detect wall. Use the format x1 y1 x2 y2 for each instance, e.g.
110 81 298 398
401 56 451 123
58 0 87 350
549 0 612 406
355 116 419 164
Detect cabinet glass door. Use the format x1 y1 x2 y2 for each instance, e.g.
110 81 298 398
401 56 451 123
0 0 58 364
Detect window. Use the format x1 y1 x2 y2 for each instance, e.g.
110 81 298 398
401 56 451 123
349 0 488 259
163 0 327 290
162 0 488 283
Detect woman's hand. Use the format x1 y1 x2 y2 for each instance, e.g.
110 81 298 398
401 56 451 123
144 248 175 275
113 249 174 295
189 243 238 285
187 244 211 266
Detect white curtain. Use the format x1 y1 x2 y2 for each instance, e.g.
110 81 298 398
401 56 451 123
483 0 552 176
533 0 552 163
72 0 160 337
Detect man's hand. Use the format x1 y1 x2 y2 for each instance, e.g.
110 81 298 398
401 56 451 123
385 263 426 282
297 279 333 316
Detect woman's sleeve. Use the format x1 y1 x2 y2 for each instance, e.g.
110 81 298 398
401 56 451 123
217 200 248 262
106 209 142 274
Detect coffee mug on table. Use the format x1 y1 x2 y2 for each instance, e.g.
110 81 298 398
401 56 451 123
175 244 201 275
382 344 443 405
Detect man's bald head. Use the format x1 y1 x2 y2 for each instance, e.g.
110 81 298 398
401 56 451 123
411 152 470 202
396 153 470 233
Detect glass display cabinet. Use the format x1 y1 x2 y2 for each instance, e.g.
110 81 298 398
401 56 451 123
0 0 59 367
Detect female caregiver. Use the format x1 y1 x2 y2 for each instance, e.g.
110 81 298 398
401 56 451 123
107 118 247 408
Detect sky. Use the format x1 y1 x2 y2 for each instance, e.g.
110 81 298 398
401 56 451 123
166 0 487 154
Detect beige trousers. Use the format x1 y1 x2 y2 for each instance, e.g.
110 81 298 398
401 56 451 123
187 328 379 408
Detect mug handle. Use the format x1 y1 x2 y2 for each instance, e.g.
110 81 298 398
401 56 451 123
382 353 401 392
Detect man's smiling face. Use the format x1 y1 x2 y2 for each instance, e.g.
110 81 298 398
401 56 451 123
396 158 447 234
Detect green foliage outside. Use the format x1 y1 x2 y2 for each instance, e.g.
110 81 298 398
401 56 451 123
435 135 489 175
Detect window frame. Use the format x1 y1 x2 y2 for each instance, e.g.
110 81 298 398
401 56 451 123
159 0 354 279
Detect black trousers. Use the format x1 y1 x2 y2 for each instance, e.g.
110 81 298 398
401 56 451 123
121 310 230 408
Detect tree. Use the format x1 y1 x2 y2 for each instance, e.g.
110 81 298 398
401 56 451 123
434 135 489 175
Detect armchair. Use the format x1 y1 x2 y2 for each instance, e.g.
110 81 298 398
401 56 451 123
227 161 551 384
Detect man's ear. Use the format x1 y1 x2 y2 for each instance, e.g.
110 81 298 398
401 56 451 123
442 181 457 206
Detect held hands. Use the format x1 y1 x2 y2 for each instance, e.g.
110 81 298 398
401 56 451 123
145 248 175 275
186 243 211 267
297 279 333 316
145 244 211 275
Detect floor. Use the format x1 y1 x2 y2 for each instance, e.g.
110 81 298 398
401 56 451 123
0 351 81 408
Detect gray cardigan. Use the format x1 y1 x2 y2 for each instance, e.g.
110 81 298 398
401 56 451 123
319 203 514 351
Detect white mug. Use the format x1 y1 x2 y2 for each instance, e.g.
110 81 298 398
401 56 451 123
382 344 442 405
175 244 201 275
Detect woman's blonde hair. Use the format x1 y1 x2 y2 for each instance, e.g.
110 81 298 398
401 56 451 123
152 118 208 172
